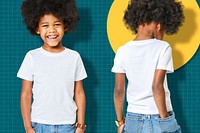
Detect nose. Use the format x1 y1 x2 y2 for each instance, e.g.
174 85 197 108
49 27 56 33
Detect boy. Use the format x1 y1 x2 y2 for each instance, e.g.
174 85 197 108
17 0 87 133
112 0 184 133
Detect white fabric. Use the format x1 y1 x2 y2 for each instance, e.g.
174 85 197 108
17 47 87 124
112 39 173 114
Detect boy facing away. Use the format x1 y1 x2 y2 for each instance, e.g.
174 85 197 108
112 0 184 133
17 0 87 133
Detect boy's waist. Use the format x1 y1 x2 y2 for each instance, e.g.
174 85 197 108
127 103 173 115
126 111 174 119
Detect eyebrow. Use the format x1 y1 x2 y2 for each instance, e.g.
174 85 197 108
54 21 62 23
40 20 62 24
40 22 48 25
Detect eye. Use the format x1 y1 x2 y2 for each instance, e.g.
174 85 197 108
42 24 48 28
54 23 62 26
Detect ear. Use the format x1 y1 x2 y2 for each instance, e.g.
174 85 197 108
157 23 161 31
64 27 68 32
35 28 40 34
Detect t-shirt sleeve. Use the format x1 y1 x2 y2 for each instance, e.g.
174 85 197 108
17 52 34 81
157 45 174 73
111 48 125 73
75 54 87 81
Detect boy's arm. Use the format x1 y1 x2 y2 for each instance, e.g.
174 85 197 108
114 73 125 130
74 80 86 132
152 70 168 118
20 79 34 132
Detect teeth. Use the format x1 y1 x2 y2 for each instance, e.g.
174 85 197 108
47 35 57 39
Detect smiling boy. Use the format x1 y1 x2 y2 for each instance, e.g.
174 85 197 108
17 0 87 133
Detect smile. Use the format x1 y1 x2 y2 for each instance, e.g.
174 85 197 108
47 35 58 39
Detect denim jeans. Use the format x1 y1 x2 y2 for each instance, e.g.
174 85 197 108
32 122 76 133
123 111 182 133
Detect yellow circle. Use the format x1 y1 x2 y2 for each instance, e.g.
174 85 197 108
107 0 200 70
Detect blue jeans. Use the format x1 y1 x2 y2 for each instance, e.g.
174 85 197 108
123 111 182 133
32 122 76 133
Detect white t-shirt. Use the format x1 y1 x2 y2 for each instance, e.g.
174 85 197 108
112 39 173 114
17 47 87 124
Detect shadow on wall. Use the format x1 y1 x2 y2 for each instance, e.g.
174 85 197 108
167 8 198 133
63 8 98 132
165 8 197 69
197 0 200 7
168 70 188 132
82 58 98 133
63 7 93 48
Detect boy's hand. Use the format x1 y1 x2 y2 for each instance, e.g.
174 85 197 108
160 113 169 119
118 124 124 133
76 128 85 133
26 127 35 133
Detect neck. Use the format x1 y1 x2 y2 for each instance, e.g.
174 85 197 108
134 25 155 40
135 23 164 40
134 34 154 41
42 43 65 53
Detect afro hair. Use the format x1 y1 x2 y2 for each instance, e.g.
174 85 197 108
124 0 185 35
21 0 79 35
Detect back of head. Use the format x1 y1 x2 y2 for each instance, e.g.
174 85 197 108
21 0 79 35
124 0 185 35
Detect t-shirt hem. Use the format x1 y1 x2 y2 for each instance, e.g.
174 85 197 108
31 119 76 125
17 73 33 81
75 75 87 81
156 66 174 73
111 68 125 73
127 107 173 115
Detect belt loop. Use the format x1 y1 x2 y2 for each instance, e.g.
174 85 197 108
145 114 151 119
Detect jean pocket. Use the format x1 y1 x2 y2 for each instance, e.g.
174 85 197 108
123 113 144 132
158 113 181 132
32 122 39 130
60 124 76 133
126 113 144 121
63 124 76 129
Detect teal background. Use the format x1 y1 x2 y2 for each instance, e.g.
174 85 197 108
0 0 199 132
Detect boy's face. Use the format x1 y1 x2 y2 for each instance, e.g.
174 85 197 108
36 14 66 48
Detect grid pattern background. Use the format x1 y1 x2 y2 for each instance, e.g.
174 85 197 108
0 0 199 133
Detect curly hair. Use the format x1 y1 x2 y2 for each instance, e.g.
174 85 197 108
21 0 79 35
124 0 184 35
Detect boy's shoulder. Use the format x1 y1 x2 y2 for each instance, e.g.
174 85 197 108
64 48 80 55
154 40 171 50
153 39 170 46
25 47 41 55
64 48 81 58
